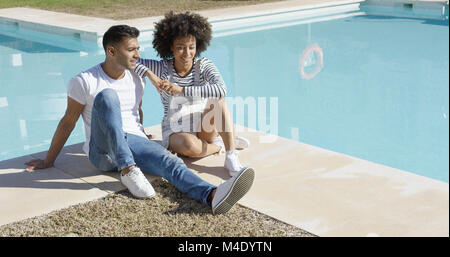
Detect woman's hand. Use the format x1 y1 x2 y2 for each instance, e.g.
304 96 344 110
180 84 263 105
159 79 184 95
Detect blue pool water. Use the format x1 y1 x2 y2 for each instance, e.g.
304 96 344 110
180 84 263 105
0 4 448 182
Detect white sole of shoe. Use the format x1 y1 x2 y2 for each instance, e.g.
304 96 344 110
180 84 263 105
213 167 255 215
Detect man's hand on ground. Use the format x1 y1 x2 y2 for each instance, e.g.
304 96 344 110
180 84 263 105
25 159 53 172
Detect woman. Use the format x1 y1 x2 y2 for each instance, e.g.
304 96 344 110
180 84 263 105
134 11 250 177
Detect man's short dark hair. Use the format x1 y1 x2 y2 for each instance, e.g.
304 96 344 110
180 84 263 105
102 25 140 52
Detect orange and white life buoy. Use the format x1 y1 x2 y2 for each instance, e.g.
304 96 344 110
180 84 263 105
299 43 323 80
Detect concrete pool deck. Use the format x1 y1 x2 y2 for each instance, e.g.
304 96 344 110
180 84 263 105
0 0 449 236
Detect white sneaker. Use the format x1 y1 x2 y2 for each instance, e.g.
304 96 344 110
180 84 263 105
120 167 155 199
212 167 255 215
224 150 244 177
235 136 250 149
212 136 250 154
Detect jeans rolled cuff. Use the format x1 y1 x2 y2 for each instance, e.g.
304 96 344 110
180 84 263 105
117 159 136 172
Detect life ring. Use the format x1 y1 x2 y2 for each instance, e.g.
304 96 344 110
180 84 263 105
299 43 323 80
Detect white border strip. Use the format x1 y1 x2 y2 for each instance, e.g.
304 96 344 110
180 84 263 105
214 11 366 37
212 3 362 37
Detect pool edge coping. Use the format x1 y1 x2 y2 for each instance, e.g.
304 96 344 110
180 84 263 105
0 0 367 42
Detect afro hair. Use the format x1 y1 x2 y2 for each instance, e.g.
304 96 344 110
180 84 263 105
153 11 212 59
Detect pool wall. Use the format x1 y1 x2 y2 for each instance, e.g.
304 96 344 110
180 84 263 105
363 0 449 19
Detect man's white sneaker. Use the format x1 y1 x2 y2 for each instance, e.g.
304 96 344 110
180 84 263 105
120 167 155 199
212 167 255 215
224 150 244 177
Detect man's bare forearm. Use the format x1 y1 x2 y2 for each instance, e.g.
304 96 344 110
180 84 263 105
44 118 75 166
25 97 83 171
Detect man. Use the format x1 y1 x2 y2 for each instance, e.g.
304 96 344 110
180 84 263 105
25 25 254 215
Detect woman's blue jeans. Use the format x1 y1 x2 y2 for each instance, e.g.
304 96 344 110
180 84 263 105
88 88 215 206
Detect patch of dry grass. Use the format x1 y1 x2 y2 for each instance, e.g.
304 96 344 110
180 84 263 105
0 178 315 237
0 0 285 20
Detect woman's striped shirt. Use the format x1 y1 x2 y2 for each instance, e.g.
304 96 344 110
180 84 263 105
134 57 227 99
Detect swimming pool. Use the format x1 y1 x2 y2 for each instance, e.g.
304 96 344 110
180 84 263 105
0 2 448 182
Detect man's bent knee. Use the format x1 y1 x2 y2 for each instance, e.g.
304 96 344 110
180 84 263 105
94 88 120 108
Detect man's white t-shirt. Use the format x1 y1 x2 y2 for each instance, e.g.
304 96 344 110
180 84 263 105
67 63 147 156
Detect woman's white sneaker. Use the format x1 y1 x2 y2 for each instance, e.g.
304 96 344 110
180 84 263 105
212 136 250 154
224 150 244 177
235 136 250 149
120 167 155 199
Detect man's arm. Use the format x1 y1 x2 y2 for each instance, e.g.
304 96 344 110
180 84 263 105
25 97 84 171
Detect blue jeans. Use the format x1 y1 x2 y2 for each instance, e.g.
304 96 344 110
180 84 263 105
88 88 216 206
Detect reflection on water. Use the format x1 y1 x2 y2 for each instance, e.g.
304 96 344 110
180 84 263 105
299 43 324 80
0 33 78 53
